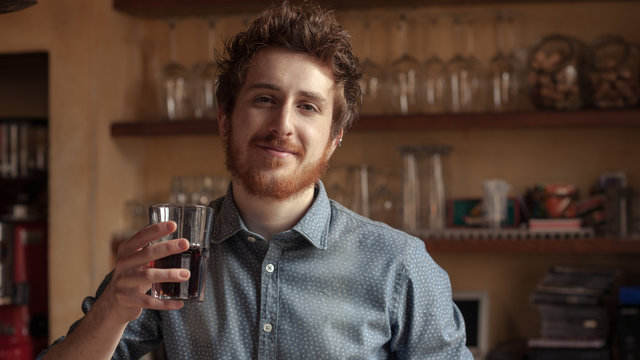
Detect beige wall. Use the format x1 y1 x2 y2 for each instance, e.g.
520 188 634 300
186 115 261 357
1 0 639 351
0 0 147 339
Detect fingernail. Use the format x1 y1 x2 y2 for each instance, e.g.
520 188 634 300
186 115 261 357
179 269 190 279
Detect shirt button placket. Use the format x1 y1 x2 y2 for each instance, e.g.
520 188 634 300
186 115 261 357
259 245 280 358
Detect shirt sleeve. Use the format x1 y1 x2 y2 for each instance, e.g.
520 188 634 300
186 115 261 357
389 238 474 359
36 272 165 360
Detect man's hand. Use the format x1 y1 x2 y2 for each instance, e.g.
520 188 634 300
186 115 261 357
101 221 191 323
42 221 192 360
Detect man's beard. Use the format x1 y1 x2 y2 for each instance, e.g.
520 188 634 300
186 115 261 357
223 128 332 201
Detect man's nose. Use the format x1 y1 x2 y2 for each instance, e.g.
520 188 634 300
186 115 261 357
269 104 295 137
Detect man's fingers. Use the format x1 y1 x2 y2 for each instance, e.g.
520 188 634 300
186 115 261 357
118 222 178 256
116 289 185 311
115 238 190 271
118 267 191 288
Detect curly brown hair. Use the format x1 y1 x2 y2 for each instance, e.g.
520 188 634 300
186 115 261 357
215 1 362 138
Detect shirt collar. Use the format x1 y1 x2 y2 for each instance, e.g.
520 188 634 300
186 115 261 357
210 181 331 250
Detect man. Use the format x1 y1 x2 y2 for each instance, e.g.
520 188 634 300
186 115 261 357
41 2 472 359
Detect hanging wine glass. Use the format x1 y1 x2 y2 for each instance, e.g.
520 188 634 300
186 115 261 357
488 12 518 112
419 13 446 114
389 13 421 115
359 16 387 116
191 18 219 120
444 14 483 113
159 19 190 121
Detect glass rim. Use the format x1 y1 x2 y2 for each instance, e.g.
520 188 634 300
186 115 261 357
150 203 211 209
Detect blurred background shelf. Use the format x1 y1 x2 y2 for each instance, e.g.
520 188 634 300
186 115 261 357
110 109 640 136
113 0 632 18
424 236 640 253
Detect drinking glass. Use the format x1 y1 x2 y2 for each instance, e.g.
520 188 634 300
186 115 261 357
359 16 387 115
149 204 213 302
191 18 219 120
159 19 190 121
419 14 446 114
419 145 451 233
488 12 518 112
400 145 451 235
170 175 229 205
323 165 369 216
400 146 419 233
445 15 484 113
389 13 422 115
368 167 403 229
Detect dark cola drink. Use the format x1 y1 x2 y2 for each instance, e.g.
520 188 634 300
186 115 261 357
152 245 208 302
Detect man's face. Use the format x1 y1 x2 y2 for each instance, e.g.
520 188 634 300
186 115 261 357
219 47 340 200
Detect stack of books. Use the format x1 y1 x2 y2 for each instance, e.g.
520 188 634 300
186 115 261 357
529 265 620 360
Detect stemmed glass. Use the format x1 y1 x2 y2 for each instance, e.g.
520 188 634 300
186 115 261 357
444 14 484 113
191 18 219 120
488 12 518 112
419 13 446 114
389 13 421 115
159 19 190 121
359 16 387 116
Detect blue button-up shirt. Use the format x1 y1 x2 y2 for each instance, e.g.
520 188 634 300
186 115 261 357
43 182 472 359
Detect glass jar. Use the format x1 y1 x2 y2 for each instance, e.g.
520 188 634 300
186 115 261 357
528 34 589 110
589 34 640 109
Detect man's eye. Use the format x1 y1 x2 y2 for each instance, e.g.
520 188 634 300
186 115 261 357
300 103 318 112
255 96 273 104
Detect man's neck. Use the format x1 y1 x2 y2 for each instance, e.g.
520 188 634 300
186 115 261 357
231 181 316 242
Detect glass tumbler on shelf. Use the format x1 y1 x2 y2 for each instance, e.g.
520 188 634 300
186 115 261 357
444 15 484 113
389 13 422 115
322 165 369 216
419 13 446 114
399 145 451 235
359 16 387 116
159 19 190 121
368 167 403 229
488 12 519 112
191 18 219 120
418 145 451 234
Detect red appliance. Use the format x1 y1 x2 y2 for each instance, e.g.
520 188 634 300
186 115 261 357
0 219 48 359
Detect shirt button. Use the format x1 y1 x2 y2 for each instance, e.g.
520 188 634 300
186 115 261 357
263 323 273 333
247 236 256 243
265 264 275 273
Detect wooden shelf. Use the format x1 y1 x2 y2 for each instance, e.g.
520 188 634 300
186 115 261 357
111 119 218 136
111 109 640 137
113 0 625 18
424 236 640 254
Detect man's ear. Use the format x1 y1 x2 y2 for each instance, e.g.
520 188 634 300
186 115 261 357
329 129 344 156
218 107 229 138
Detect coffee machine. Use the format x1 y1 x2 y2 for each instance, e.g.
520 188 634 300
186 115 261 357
0 118 48 359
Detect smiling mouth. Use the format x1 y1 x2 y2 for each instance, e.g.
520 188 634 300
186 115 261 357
259 144 297 158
